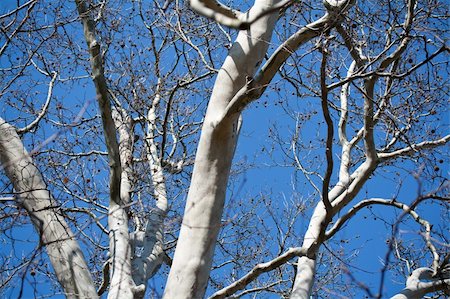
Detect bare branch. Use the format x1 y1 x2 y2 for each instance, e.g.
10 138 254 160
75 0 136 297
326 45 448 91
17 71 57 134
215 0 356 125
378 135 450 161
0 0 36 20
97 260 110 296
0 0 37 56
390 267 450 299
378 0 416 72
335 24 366 67
190 0 292 29
319 44 333 214
209 247 308 299
215 14 331 125
326 198 440 273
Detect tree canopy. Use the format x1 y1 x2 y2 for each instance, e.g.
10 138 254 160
0 0 449 298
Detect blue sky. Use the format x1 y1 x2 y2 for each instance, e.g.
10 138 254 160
1 0 449 298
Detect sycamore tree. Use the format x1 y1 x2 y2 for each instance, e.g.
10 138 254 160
0 0 449 298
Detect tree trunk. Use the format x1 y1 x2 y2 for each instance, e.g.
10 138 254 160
163 1 280 298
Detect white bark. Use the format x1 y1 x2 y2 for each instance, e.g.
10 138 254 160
0 118 98 298
75 1 135 297
189 0 291 30
110 109 142 298
209 247 308 298
163 1 280 298
290 0 427 296
17 71 57 134
390 267 450 299
130 83 169 297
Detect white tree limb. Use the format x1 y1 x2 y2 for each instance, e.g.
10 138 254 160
74 1 135 297
378 135 450 161
0 118 98 298
209 247 308 299
390 267 450 299
190 0 292 29
130 81 169 297
164 1 281 298
17 71 57 134
215 0 356 126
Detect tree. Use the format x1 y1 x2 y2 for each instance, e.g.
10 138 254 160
0 0 449 298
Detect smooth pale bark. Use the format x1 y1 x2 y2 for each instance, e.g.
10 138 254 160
0 118 98 298
290 1 423 296
390 267 450 299
75 1 135 297
130 88 169 297
290 162 376 298
163 1 280 298
189 0 291 29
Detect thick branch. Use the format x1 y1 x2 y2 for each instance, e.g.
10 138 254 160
390 267 450 299
216 0 356 125
190 0 292 29
75 1 135 297
378 0 416 71
74 0 122 204
218 14 330 123
164 1 280 298
337 62 357 185
0 118 98 298
130 82 169 297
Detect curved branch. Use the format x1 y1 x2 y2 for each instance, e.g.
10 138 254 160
326 198 440 272
390 267 450 299
97 260 110 296
190 0 292 29
378 0 416 72
75 1 136 297
319 45 333 214
17 71 57 134
214 0 356 126
378 135 450 161
214 13 331 126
